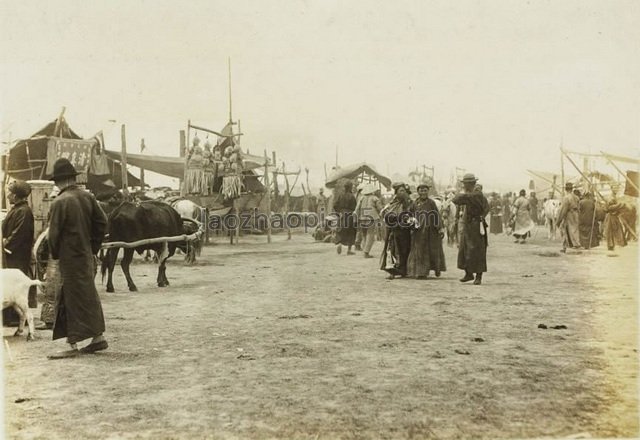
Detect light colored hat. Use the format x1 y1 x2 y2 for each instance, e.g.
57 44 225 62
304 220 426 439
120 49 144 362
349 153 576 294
460 173 478 183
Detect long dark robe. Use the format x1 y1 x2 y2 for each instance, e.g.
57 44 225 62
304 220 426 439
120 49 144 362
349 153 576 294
48 185 108 344
380 198 412 277
407 197 446 277
453 192 489 274
603 201 627 251
529 196 539 224
2 200 36 322
333 192 357 246
578 198 600 249
488 198 503 234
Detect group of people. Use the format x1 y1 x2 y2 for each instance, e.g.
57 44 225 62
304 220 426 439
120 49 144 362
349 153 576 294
486 181 633 252
2 158 109 359
331 173 489 285
555 181 631 252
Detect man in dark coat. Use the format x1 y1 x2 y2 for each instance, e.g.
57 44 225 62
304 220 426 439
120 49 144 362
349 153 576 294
452 173 489 285
2 180 36 324
47 158 109 359
578 192 599 249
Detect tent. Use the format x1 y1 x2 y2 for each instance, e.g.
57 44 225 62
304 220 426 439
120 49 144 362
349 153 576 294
3 117 141 196
325 163 392 190
104 149 266 193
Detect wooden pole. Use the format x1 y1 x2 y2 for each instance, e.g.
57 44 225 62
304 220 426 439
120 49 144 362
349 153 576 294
182 121 190 196
562 149 606 203
179 129 186 192
560 144 565 190
264 150 272 243
120 124 129 196
272 151 279 199
139 138 145 189
526 170 563 194
228 57 233 123
601 152 640 194
283 162 291 240
53 107 66 137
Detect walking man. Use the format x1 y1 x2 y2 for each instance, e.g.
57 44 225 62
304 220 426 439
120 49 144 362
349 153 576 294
355 184 383 258
47 158 109 359
556 182 582 253
452 173 489 285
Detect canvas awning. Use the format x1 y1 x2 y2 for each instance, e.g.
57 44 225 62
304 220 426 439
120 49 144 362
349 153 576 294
104 150 271 179
325 163 392 190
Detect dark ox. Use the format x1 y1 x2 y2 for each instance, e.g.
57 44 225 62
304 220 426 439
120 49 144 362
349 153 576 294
101 201 191 292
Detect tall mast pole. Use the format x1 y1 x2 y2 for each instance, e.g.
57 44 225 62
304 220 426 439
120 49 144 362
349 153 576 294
228 57 233 124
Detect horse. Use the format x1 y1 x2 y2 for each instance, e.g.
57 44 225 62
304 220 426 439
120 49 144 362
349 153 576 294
543 199 561 240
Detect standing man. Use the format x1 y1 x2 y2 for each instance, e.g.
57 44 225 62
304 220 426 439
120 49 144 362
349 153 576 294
556 182 582 253
316 188 327 221
452 173 489 285
578 192 600 249
2 180 36 324
529 192 539 225
46 158 109 359
355 184 383 258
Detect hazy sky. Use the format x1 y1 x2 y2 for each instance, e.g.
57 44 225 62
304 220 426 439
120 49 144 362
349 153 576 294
1 0 639 191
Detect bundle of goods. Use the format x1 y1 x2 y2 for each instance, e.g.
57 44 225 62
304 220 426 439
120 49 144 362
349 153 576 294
222 175 243 200
220 145 245 200
185 137 205 194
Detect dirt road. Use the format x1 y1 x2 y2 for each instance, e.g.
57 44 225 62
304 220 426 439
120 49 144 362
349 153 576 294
3 227 638 439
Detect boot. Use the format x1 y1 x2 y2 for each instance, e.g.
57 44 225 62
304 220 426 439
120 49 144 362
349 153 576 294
473 273 483 285
460 272 474 282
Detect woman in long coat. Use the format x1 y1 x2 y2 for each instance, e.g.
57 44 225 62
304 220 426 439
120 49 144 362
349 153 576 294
380 183 413 279
407 183 446 279
333 180 357 255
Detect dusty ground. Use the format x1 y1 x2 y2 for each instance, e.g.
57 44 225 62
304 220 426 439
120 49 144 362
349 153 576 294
3 226 638 439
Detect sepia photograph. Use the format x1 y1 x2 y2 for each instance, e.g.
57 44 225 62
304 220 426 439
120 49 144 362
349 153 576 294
1 1 638 439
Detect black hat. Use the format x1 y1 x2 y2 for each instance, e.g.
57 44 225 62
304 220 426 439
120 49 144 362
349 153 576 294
8 180 32 198
49 158 79 182
564 182 573 190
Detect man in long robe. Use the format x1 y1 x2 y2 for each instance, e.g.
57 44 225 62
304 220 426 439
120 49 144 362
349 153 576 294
556 182 581 252
452 174 489 285
529 192 540 224
603 195 628 251
578 192 600 249
47 158 109 359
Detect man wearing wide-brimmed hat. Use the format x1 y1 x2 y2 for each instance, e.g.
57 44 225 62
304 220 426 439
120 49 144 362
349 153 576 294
556 182 581 252
46 158 109 359
452 173 490 285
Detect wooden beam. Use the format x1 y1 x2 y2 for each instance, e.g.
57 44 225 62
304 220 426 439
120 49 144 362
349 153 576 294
120 124 129 196
264 150 272 244
562 149 606 203
601 151 640 194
